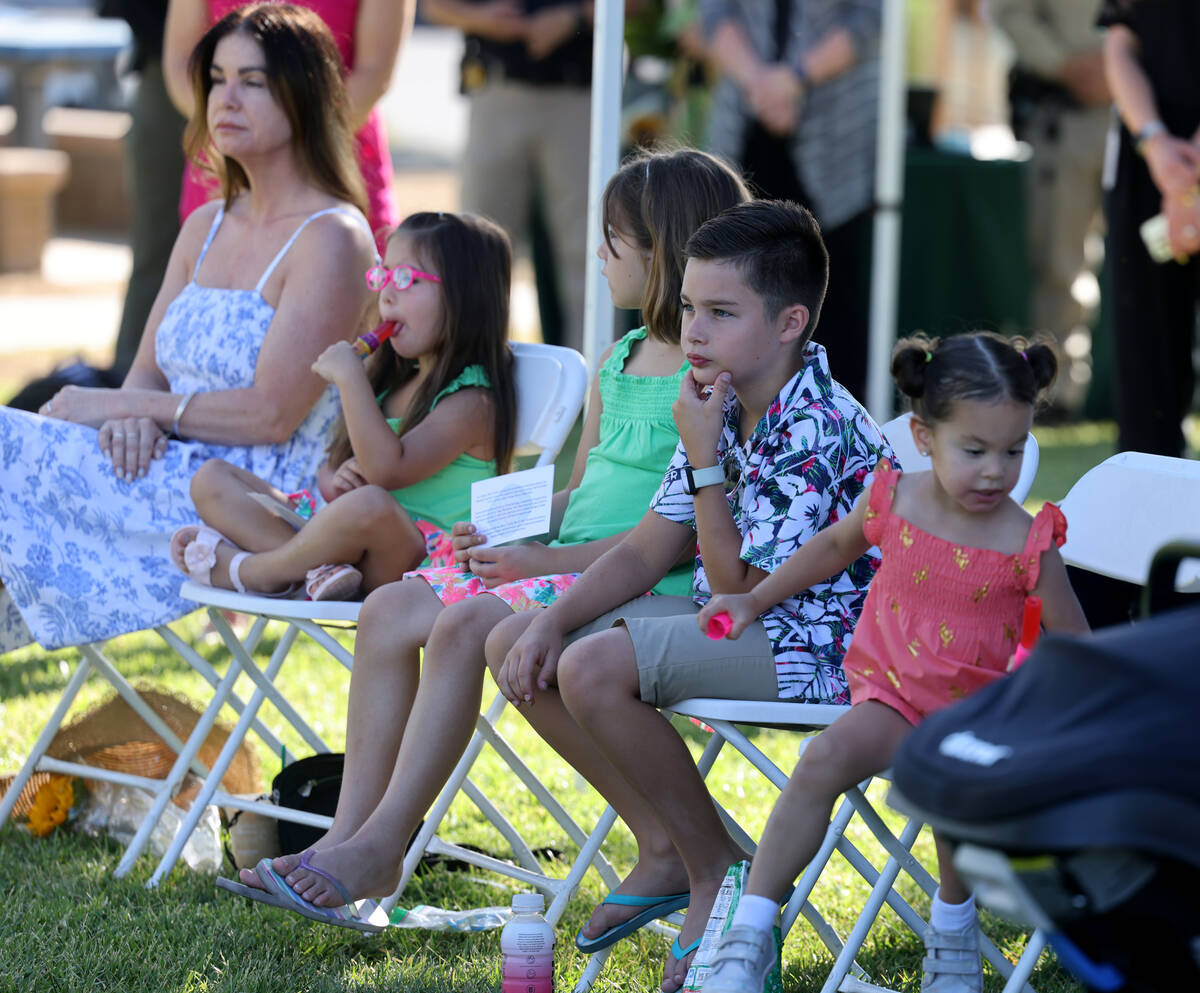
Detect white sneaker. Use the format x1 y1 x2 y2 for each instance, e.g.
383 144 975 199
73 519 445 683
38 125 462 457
920 922 983 993
702 925 778 993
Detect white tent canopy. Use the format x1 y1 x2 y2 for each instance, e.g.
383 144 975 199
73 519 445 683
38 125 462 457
581 0 906 423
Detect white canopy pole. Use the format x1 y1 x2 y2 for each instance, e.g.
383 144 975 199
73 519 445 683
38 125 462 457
581 0 625 374
866 0 907 421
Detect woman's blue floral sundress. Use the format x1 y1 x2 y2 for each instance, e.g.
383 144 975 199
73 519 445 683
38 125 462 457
0 205 361 651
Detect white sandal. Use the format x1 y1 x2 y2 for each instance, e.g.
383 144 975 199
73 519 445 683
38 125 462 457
170 524 240 586
304 563 363 602
171 524 297 597
228 552 300 598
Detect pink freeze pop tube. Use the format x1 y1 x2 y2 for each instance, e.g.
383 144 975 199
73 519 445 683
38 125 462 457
352 320 397 357
1011 595 1042 669
706 611 733 640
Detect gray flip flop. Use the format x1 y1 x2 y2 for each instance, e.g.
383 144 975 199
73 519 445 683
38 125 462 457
216 871 294 910
253 854 389 933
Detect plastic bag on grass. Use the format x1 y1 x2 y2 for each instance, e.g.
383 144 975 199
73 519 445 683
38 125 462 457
78 782 222 873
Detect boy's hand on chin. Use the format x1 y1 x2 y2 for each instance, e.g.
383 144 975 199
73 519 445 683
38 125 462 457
673 370 731 468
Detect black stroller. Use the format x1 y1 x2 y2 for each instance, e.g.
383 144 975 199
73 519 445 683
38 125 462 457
888 544 1200 993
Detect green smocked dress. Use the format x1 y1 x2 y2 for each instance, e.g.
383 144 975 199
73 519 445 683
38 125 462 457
406 327 692 607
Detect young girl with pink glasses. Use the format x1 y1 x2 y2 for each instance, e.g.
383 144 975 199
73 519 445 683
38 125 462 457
170 211 517 601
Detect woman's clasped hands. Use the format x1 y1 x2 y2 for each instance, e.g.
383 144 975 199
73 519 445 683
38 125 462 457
39 385 167 480
98 417 168 481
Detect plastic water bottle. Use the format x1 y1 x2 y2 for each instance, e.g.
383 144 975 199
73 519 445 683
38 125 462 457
500 892 555 993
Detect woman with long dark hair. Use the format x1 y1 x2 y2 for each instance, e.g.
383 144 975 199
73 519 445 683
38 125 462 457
0 4 378 651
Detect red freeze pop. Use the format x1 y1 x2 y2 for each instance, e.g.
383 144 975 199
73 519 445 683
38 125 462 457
1010 595 1042 670
706 612 733 640
352 321 397 357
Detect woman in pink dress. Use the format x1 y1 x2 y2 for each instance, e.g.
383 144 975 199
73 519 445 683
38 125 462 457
165 0 408 247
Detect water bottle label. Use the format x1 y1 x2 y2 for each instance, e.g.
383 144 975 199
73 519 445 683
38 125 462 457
513 931 549 953
501 952 553 993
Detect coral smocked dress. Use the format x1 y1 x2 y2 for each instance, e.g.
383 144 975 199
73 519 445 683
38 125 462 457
842 467 1067 726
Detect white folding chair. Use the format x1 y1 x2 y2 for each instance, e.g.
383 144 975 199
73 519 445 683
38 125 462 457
1057 451 1200 593
879 412 1040 504
0 342 596 901
572 698 1044 993
137 343 615 918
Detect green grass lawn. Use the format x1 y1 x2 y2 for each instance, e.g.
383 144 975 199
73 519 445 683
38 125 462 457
0 392 1128 992
1 616 1082 993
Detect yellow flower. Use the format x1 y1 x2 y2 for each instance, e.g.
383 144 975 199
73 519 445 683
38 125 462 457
24 775 76 838
27 806 54 837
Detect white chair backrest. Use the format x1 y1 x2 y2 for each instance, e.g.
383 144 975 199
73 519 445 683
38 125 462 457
511 341 589 467
1058 451 1200 590
879 411 1040 504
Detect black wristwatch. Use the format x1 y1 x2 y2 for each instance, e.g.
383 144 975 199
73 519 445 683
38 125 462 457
683 463 725 495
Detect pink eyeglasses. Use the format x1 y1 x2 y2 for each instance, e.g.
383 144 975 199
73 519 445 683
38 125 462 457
364 264 442 292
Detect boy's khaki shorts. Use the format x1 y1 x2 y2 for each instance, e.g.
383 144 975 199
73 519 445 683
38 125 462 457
564 595 781 707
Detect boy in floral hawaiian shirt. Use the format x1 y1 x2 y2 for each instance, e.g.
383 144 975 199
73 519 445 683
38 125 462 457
485 200 892 993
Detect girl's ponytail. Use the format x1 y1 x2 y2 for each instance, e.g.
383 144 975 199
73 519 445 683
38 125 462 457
1021 341 1058 393
891 334 939 400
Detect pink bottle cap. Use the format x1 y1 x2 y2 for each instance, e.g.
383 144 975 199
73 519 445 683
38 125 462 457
706 612 733 640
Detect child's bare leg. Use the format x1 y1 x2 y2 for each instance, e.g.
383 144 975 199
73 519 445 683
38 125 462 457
236 579 442 889
189 459 297 551
208 486 426 594
933 834 971 905
744 701 913 903
555 628 752 992
485 613 699 954
281 594 515 906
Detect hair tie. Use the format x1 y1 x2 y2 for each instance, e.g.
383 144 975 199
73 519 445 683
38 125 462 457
924 350 932 364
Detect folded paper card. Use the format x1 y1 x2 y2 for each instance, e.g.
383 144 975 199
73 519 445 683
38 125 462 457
470 464 555 546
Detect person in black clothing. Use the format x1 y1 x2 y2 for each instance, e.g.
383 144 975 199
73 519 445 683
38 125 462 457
100 0 187 377
422 0 593 352
1099 0 1200 457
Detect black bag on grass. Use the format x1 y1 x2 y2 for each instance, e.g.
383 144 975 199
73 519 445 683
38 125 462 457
272 753 344 854
271 753 426 858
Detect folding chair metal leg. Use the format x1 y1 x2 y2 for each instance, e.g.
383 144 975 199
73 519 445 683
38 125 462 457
694 719 868 970
144 611 310 885
782 797 870 980
571 944 614 993
112 642 258 879
478 711 620 881
0 652 95 824
211 614 328 756
154 620 288 759
460 776 542 873
821 817 924 993
665 708 1046 993
382 692 620 918
1 642 213 878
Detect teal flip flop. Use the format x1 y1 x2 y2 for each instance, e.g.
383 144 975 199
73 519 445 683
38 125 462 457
670 935 702 961
575 890 691 953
